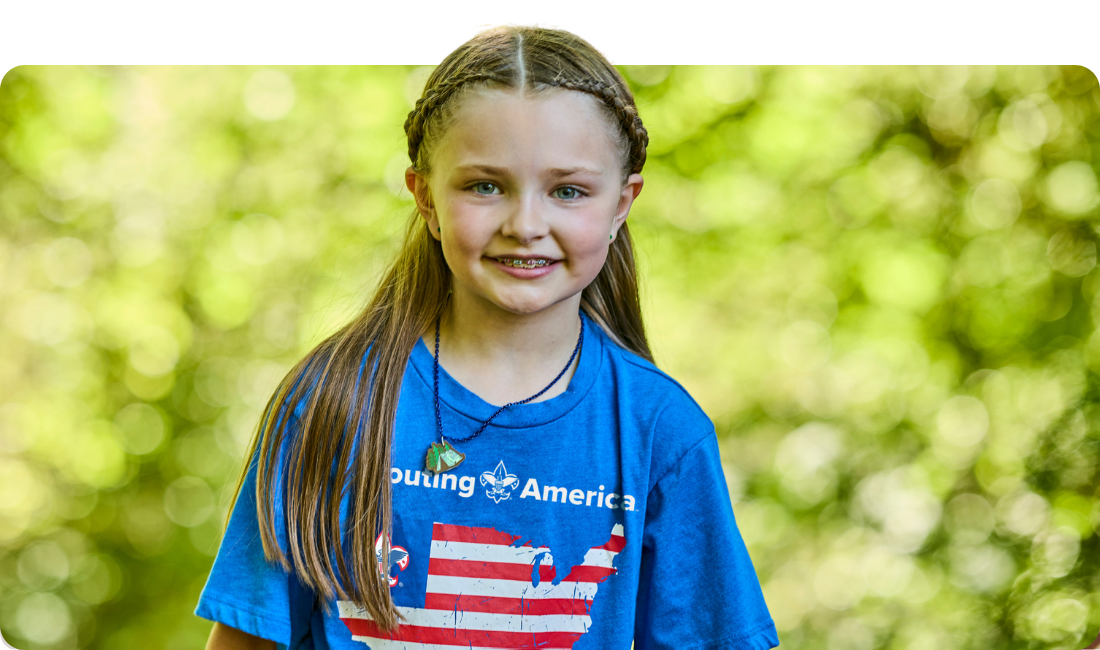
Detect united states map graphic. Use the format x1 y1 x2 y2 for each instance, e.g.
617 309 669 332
337 522 626 649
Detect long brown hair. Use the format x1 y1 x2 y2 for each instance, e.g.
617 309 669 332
227 25 653 630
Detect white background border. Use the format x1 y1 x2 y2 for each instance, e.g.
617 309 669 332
1 0 1098 74
0 0 1097 648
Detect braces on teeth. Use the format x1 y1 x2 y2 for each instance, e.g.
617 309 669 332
498 258 553 268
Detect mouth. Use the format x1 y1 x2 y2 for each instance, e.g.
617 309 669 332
492 257 559 269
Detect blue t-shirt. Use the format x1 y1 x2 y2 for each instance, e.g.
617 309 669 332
195 312 778 649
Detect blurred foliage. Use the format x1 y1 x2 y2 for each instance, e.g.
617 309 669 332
0 64 1099 650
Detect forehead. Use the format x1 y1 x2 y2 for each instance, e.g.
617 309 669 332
433 88 622 174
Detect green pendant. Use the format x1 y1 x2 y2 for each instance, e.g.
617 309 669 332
425 440 465 474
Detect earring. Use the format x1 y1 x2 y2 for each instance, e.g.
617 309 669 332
610 233 614 240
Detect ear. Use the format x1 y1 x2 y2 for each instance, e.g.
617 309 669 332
405 166 440 240
611 173 644 237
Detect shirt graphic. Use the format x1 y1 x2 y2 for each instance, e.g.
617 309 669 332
376 532 409 588
337 521 625 649
479 460 519 503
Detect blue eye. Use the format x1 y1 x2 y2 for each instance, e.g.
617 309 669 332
472 182 499 195
554 186 583 200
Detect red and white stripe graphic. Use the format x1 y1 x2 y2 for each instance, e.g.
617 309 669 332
338 522 626 649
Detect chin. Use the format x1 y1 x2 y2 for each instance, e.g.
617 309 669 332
489 292 569 316
494 299 554 316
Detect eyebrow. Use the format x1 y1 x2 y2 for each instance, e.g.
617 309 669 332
454 164 603 178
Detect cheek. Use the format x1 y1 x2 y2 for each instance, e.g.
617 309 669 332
440 204 489 261
441 234 485 277
562 221 612 270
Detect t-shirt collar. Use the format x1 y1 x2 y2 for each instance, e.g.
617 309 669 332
409 311 602 429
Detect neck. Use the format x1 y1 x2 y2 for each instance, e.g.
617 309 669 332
425 292 584 406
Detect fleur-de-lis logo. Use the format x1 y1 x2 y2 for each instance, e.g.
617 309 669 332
480 460 519 504
375 532 409 588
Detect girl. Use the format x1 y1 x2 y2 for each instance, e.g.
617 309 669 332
196 26 778 650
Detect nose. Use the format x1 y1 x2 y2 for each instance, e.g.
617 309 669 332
500 191 549 244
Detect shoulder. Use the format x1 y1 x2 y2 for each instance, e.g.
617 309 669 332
595 324 712 429
282 337 378 426
591 323 717 485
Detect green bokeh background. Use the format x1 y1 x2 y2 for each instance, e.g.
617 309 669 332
1 65 1100 650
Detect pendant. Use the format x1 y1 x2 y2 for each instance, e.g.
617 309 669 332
425 440 465 474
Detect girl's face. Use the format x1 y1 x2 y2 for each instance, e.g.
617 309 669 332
406 88 643 319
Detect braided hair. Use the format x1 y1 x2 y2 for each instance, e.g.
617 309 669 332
403 71 501 170
542 76 649 176
403 27 649 181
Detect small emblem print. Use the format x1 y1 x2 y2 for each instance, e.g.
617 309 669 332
374 532 409 587
480 460 519 503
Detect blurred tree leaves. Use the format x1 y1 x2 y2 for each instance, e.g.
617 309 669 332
0 65 1098 649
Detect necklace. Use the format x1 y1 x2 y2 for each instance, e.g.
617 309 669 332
423 315 585 474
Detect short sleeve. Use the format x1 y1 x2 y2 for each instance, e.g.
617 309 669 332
634 433 779 650
194 437 316 649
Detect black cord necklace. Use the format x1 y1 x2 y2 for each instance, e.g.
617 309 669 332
423 315 584 474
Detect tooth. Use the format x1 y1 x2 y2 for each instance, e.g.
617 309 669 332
498 258 553 268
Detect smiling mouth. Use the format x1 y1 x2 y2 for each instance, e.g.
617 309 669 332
494 257 558 269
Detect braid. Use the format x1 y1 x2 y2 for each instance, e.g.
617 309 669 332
405 70 649 176
549 77 649 175
404 71 500 167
